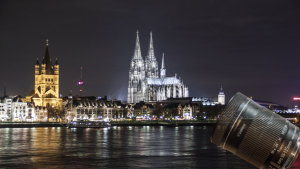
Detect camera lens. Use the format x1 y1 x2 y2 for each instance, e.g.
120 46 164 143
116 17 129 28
211 92 300 169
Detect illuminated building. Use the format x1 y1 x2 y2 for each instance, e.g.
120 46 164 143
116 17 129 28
192 97 216 106
191 86 225 106
63 95 127 121
0 97 12 121
0 96 34 121
34 106 48 121
218 86 225 105
128 31 189 103
22 39 62 108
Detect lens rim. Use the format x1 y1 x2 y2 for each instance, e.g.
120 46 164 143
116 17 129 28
282 132 300 169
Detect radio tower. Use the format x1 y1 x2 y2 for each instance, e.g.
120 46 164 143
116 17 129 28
78 67 84 96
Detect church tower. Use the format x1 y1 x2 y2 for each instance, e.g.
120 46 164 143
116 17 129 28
23 39 62 108
160 53 166 78
128 31 145 103
218 86 225 105
145 32 158 78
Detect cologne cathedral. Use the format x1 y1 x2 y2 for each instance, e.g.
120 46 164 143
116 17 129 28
128 31 189 103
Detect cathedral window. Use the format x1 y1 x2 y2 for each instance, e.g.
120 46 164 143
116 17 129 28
45 79 47 82
51 79 53 82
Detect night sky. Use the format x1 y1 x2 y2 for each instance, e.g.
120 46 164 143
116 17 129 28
1 0 300 106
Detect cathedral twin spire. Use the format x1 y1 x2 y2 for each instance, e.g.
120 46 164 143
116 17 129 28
147 32 156 61
133 31 166 78
133 31 156 61
128 31 189 103
133 31 143 60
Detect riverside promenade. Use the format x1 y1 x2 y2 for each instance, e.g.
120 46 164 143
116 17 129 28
110 119 217 126
0 120 217 128
0 122 67 128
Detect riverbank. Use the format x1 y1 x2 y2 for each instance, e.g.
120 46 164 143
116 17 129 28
0 121 217 128
110 120 217 126
0 122 67 128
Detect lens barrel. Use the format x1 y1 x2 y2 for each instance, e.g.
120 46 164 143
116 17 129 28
211 92 300 169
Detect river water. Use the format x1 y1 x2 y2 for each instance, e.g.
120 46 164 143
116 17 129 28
0 126 299 169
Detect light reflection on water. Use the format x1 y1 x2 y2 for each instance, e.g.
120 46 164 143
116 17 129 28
0 126 299 168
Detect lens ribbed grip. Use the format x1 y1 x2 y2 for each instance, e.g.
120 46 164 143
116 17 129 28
211 92 300 169
237 108 286 168
211 93 247 146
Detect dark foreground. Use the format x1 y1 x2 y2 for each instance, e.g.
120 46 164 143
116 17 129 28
0 126 299 169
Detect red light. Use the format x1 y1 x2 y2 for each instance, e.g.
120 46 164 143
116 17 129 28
293 97 300 100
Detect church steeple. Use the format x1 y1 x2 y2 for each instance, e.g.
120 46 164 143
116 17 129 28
145 31 158 78
133 30 142 60
161 53 165 69
147 31 155 61
43 39 54 75
160 53 166 78
35 58 40 75
219 84 224 94
128 31 145 103
218 85 225 105
55 58 59 65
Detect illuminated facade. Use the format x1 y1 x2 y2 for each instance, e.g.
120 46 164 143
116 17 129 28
192 97 216 106
22 40 62 108
218 86 225 105
34 106 48 121
0 96 34 121
63 95 127 121
128 31 189 103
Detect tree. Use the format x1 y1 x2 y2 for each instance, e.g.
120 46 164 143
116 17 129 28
153 102 164 119
47 106 64 122
171 108 178 118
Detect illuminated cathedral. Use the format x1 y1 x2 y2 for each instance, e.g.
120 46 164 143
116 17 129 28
128 31 189 103
22 40 62 108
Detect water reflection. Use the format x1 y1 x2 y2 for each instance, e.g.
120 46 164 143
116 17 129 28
0 126 299 168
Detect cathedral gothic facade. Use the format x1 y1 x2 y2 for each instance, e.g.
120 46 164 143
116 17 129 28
22 40 62 108
128 31 189 103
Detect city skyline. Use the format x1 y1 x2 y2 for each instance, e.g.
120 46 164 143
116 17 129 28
1 1 300 106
